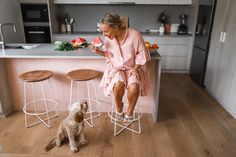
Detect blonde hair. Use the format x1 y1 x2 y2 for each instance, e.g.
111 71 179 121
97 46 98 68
100 12 122 28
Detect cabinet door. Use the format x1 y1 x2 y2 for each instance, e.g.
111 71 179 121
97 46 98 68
205 0 236 117
205 0 230 95
217 0 236 113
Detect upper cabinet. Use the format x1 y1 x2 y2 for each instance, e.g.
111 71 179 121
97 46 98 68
53 0 192 5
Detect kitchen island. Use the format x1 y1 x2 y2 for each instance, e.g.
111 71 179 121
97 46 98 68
0 44 161 122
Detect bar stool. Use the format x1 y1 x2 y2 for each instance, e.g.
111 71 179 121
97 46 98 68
19 70 58 128
66 69 101 127
108 94 142 136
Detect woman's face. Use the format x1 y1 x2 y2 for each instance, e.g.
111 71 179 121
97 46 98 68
100 23 118 39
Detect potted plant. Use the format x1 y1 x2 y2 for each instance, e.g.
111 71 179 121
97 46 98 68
158 11 171 33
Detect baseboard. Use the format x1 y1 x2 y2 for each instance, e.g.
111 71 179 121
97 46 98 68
162 69 189 73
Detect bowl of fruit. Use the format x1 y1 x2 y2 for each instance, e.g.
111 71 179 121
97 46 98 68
144 41 159 55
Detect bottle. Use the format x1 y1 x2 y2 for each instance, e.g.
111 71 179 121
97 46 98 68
66 24 72 33
60 23 66 33
159 23 165 35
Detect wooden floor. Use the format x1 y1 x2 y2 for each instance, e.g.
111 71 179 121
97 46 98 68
1 73 236 157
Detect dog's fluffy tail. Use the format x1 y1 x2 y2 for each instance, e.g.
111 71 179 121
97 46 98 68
45 138 56 151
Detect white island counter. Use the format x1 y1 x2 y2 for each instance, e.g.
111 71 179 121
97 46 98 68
0 44 161 122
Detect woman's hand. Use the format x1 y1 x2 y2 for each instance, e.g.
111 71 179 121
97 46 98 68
130 65 141 81
90 44 105 57
91 44 99 53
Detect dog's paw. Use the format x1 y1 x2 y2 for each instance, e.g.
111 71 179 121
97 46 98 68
55 139 62 147
70 147 78 153
79 140 88 146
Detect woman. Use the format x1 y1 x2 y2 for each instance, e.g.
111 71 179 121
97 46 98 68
91 12 151 122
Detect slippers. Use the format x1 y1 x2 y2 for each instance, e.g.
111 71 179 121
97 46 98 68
115 112 124 121
123 114 134 123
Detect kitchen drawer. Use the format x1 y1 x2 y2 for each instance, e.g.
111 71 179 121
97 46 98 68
161 56 188 70
158 45 188 56
144 36 190 45
156 37 190 45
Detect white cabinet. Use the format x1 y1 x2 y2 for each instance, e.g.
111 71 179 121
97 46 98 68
144 36 192 72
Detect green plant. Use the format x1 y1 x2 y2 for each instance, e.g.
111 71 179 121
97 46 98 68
158 11 169 24
54 41 75 51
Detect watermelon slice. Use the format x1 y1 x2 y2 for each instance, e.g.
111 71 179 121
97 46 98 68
76 37 87 45
70 39 76 44
92 36 103 47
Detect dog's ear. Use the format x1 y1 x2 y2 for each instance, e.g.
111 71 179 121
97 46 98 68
81 101 88 113
74 111 84 123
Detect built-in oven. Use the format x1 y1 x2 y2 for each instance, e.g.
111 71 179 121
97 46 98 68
21 4 49 22
24 26 51 43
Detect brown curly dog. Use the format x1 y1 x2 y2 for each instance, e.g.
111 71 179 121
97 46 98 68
45 101 88 153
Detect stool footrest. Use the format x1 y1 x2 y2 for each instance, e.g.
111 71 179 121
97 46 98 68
25 114 58 128
23 99 58 116
108 105 142 136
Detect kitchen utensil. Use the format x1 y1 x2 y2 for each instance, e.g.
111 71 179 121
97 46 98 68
170 23 179 32
69 18 75 24
65 18 68 24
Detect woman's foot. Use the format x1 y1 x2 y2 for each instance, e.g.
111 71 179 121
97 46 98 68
123 114 134 123
115 111 124 121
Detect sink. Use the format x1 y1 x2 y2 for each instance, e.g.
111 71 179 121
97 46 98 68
4 45 23 49
4 44 40 50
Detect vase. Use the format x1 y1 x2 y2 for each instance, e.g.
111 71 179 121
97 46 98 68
164 23 171 33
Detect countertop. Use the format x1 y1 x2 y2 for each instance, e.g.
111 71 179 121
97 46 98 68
53 31 192 37
0 44 161 59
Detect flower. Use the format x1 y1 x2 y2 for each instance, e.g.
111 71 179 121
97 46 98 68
158 11 169 24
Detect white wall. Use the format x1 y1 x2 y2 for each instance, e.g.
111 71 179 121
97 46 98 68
0 0 25 43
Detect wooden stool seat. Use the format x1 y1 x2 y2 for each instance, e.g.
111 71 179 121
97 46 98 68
19 70 53 82
66 69 100 81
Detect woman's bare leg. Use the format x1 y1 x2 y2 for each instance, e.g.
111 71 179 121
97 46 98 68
127 83 140 116
113 81 125 113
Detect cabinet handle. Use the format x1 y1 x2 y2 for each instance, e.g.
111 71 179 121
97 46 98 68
222 32 226 43
28 31 45 34
220 32 224 42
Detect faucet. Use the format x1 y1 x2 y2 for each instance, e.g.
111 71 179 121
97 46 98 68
0 23 17 49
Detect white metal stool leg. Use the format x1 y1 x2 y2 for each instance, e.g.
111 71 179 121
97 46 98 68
85 81 94 127
68 79 101 128
84 80 101 127
93 80 101 117
23 79 58 128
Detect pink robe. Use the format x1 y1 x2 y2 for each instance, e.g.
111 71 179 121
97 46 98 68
100 28 151 96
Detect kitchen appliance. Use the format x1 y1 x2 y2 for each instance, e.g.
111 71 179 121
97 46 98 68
21 4 49 22
24 26 51 43
190 0 217 86
178 14 188 34
20 4 51 43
